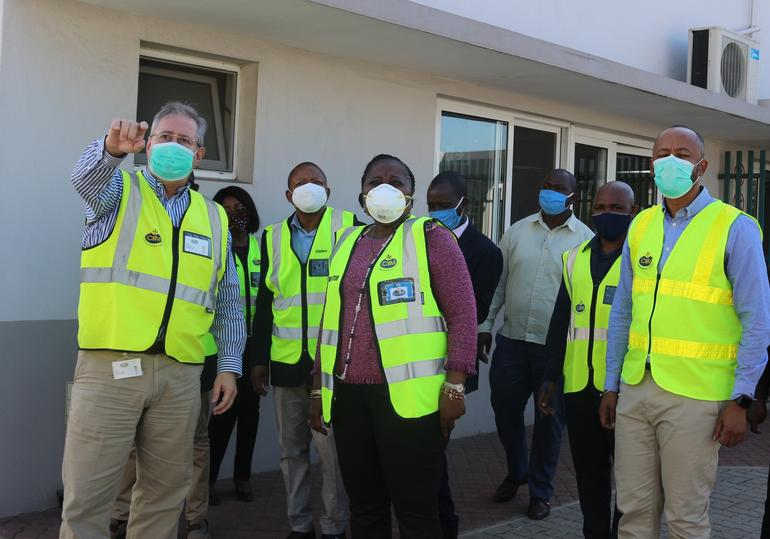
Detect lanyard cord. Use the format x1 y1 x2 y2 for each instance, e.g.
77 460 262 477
337 226 394 380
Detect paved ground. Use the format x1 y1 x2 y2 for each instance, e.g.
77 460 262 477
462 467 768 538
2 428 768 538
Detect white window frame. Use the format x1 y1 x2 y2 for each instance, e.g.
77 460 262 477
434 99 568 240
572 126 657 204
137 48 242 182
571 126 653 181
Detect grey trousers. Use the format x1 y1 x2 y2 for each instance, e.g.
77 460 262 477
274 385 349 535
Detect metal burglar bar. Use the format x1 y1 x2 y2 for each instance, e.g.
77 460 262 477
719 150 768 260
616 153 657 209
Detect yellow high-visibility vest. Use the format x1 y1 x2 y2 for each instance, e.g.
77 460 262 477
562 240 621 393
235 234 261 336
202 234 261 355
624 201 757 400
264 207 354 364
319 217 448 422
79 171 228 364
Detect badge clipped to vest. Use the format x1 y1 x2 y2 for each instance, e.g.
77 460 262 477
603 286 617 305
378 278 416 306
251 272 261 287
183 232 212 259
308 259 329 277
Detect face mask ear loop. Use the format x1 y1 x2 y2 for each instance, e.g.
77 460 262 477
692 158 704 181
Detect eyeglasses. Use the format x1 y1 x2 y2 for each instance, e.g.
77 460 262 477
150 132 197 149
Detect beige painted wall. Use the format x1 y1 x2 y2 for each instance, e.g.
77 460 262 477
0 0 737 515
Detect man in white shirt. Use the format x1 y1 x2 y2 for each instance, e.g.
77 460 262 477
479 169 593 520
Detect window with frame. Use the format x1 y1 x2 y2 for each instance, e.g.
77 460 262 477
135 54 238 177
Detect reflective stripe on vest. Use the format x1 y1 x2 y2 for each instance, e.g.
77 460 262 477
562 239 621 393
78 171 228 364
623 201 755 401
319 217 448 421
264 207 354 364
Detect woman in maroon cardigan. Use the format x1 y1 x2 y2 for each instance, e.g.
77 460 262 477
310 154 477 538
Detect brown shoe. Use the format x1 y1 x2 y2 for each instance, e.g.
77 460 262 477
234 478 254 502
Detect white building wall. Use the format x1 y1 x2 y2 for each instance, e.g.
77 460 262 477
0 0 733 516
413 0 770 100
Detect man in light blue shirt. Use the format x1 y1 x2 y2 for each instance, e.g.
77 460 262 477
599 126 770 538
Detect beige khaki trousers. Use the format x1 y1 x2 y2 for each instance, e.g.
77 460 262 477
112 391 211 523
60 350 202 539
615 371 722 539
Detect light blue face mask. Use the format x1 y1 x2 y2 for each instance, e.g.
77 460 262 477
539 189 571 216
652 154 702 199
149 141 195 182
429 197 464 229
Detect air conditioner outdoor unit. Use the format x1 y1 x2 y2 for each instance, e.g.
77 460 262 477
687 27 760 104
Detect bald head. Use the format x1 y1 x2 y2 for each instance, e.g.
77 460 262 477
593 181 635 215
654 126 705 161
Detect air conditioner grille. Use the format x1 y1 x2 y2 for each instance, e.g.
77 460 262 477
721 40 746 98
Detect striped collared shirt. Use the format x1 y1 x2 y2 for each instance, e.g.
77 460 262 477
71 138 245 375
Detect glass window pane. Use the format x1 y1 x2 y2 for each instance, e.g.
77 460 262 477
616 152 656 209
574 143 607 223
439 112 508 242
511 126 557 224
135 57 237 172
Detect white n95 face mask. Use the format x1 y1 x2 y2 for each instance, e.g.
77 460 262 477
291 183 328 213
364 184 411 224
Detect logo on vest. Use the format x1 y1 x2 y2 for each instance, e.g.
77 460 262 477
328 275 340 282
144 230 162 245
252 258 260 266
638 252 653 268
575 302 585 313
380 255 397 269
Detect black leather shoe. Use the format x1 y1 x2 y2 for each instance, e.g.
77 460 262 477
492 477 523 503
234 478 254 502
109 519 127 539
286 531 315 539
527 497 551 520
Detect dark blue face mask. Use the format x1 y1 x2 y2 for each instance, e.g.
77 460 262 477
429 197 464 229
592 212 632 241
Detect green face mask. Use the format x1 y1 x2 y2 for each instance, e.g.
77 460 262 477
149 142 194 182
652 154 702 199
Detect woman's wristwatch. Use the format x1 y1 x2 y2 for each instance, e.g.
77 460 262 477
441 381 465 400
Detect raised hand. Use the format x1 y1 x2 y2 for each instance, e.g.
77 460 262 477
105 119 149 156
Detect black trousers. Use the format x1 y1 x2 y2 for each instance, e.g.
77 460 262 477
332 383 445 539
565 386 620 539
208 374 260 482
438 451 459 539
762 460 770 539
